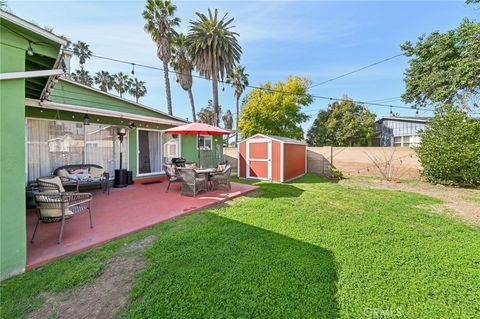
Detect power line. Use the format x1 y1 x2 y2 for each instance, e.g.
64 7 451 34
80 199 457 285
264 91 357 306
307 53 405 89
67 49 424 112
65 49 480 115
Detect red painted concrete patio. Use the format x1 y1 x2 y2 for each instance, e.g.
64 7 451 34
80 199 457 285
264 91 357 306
26 179 257 269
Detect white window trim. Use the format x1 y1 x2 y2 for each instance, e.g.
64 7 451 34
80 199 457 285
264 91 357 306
136 128 165 177
197 134 213 150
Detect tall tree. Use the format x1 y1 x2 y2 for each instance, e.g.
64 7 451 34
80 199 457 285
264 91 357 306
197 100 220 125
226 65 249 143
401 19 480 109
239 76 311 140
171 33 196 121
306 97 377 146
72 41 92 69
113 72 131 98
143 0 180 115
70 69 93 86
129 78 148 103
187 8 242 126
94 71 113 92
222 110 233 129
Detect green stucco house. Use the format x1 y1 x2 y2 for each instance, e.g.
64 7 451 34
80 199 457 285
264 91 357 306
0 11 223 279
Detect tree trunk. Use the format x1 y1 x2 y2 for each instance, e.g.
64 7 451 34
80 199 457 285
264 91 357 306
187 88 196 122
235 96 240 145
136 96 139 103
163 59 173 115
212 62 219 126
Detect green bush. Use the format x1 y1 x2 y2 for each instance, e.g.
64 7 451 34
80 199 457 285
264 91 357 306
417 104 480 186
328 167 344 179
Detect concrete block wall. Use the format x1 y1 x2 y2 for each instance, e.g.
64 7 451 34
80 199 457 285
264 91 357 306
224 146 422 179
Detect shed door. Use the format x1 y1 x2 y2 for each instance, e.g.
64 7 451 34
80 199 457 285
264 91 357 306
246 139 271 180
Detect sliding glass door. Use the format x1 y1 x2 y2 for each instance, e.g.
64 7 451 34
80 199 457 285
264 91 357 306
137 129 162 175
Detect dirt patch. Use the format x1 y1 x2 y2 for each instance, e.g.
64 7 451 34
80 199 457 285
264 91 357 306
25 235 156 319
340 178 480 225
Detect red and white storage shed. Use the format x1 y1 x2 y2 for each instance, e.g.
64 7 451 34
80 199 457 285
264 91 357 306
238 134 307 182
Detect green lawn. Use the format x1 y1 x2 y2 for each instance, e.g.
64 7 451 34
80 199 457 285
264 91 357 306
2 174 479 318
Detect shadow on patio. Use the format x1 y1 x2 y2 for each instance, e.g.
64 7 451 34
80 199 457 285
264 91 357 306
26 179 258 269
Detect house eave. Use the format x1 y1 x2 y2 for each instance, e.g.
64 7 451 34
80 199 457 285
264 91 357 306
25 98 186 127
0 11 68 47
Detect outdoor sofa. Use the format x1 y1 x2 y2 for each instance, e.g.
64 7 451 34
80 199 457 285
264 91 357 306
53 164 110 194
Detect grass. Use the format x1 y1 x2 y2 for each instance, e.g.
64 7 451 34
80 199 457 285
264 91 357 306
1 174 480 318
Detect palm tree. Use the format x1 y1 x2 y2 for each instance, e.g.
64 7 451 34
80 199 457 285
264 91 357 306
222 109 233 129
129 78 148 103
113 72 131 98
171 33 196 122
94 71 114 92
70 69 93 86
226 65 249 143
142 0 180 115
187 8 242 126
72 41 92 69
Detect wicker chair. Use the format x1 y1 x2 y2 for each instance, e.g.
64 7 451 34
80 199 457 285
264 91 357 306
32 177 93 244
178 168 206 197
211 165 232 191
163 164 182 193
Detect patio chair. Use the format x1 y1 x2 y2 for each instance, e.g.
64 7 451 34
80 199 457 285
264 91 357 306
32 177 93 244
210 165 232 191
163 164 182 193
178 168 206 197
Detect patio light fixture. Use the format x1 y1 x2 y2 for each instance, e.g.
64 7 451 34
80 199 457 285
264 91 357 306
117 127 126 143
83 114 90 125
27 42 34 56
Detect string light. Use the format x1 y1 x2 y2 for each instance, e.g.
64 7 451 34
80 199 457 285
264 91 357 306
58 48 480 116
26 42 34 56
131 63 135 75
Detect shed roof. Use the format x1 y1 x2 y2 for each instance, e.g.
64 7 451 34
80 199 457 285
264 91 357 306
243 133 307 145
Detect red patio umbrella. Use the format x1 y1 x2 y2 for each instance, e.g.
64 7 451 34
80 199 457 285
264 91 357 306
163 123 231 166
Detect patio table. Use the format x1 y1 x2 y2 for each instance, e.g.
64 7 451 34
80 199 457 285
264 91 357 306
195 168 217 190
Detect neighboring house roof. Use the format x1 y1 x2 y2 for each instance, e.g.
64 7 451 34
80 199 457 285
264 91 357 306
242 133 307 145
376 116 431 124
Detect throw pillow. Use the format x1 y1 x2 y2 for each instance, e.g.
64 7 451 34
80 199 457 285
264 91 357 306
38 176 66 193
72 168 88 175
89 167 105 178
57 169 69 178
185 163 198 169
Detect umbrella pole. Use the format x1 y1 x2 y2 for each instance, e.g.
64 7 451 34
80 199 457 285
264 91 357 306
197 133 201 168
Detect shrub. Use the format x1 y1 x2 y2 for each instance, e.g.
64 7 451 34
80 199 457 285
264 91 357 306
328 167 344 179
417 104 480 186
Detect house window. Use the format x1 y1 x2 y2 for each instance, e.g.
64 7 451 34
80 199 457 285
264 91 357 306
26 119 128 182
197 135 212 150
393 136 403 147
137 129 162 175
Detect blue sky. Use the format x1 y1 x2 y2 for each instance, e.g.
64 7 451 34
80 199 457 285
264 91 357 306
8 0 477 132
